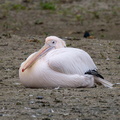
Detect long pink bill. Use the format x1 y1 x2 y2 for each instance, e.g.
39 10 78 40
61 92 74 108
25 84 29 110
22 45 54 72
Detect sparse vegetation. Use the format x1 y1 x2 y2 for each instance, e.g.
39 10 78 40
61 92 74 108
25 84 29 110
75 14 84 24
40 2 56 10
58 8 71 16
0 2 26 11
100 52 106 59
101 34 105 38
3 21 10 30
10 4 26 10
92 11 100 19
34 20 43 25
0 10 9 19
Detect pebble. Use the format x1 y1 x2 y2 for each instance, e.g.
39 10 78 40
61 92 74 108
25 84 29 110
31 115 36 118
16 101 22 105
29 94 33 97
106 57 110 61
50 109 54 113
29 101 35 104
36 96 44 99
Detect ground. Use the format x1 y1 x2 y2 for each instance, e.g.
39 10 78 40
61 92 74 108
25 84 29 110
0 0 120 120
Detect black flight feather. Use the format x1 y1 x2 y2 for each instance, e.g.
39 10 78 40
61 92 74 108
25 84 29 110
85 70 104 79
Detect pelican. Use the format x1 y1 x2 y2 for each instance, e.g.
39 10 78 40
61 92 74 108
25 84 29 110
19 36 114 88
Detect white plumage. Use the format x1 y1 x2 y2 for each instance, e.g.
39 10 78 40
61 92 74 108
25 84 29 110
47 48 96 75
19 36 113 88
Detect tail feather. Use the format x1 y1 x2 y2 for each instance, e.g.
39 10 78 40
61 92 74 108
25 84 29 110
94 77 113 88
85 70 114 88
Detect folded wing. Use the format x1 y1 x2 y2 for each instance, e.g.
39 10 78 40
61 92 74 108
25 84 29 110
47 48 97 75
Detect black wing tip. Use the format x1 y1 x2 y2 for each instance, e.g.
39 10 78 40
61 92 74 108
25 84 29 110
85 70 104 79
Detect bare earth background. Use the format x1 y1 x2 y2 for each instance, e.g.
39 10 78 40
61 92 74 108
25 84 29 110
0 0 120 120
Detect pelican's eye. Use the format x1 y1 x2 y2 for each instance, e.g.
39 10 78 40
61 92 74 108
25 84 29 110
48 40 57 46
52 41 56 44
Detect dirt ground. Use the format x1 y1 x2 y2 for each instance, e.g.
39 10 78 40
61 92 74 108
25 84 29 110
0 0 120 120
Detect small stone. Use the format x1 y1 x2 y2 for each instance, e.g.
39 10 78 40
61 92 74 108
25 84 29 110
24 107 31 110
16 101 22 105
63 113 69 116
84 31 90 38
29 94 33 97
31 115 36 118
54 86 60 90
13 83 21 85
29 101 35 104
36 96 44 99
50 109 54 113
42 118 50 120
106 57 110 61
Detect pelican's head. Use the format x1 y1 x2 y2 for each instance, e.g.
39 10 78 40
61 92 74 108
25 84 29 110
22 36 66 72
45 36 66 48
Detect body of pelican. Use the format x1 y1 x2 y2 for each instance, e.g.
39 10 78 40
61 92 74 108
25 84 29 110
19 36 113 88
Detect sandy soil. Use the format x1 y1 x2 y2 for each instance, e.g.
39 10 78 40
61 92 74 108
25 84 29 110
0 0 120 120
